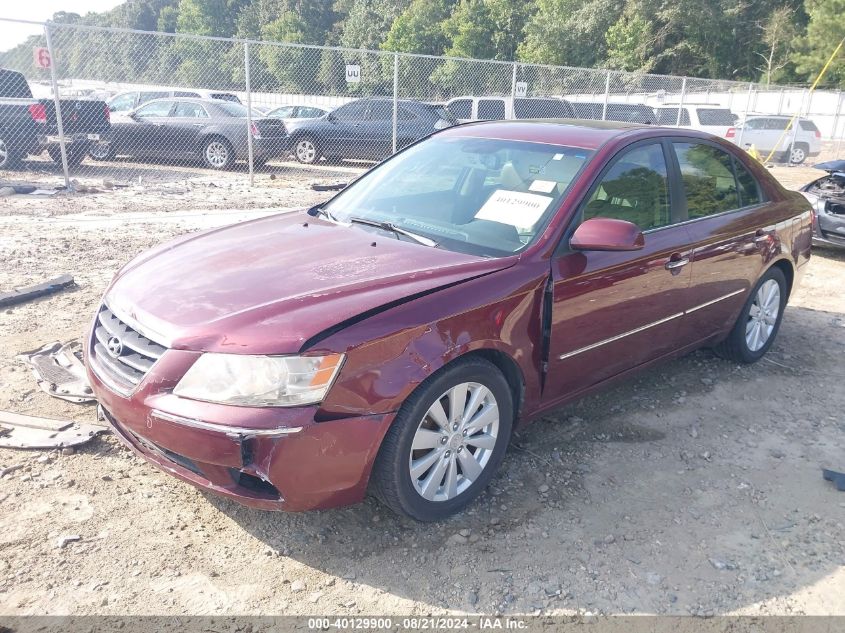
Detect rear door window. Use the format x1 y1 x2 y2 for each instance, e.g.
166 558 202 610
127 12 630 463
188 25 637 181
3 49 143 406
173 102 208 118
583 143 671 231
673 142 740 219
478 99 506 120
799 120 819 132
135 100 174 118
108 92 137 113
734 159 762 207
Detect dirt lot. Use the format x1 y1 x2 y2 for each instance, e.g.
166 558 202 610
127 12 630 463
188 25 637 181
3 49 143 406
0 159 843 617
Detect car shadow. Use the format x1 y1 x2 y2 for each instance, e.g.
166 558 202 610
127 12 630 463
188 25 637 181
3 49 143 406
207 303 845 614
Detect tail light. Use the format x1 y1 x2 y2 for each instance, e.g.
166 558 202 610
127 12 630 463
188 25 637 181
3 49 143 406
725 127 735 139
28 103 47 124
814 129 821 139
250 121 260 138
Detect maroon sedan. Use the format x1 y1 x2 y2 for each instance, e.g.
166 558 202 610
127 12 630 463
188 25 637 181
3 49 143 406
86 121 812 521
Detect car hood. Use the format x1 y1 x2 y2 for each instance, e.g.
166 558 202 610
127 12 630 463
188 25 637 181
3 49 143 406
814 159 845 174
106 211 515 354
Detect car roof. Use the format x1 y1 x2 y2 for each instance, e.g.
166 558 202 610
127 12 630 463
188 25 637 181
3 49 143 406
437 119 714 150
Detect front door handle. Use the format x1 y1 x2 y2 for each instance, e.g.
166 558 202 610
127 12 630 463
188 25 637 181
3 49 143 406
665 257 689 272
753 229 771 244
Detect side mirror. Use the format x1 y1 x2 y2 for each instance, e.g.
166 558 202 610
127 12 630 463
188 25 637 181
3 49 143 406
326 112 336 122
570 217 645 251
128 111 140 121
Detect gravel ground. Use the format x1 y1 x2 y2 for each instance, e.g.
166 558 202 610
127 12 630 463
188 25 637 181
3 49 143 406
0 159 843 617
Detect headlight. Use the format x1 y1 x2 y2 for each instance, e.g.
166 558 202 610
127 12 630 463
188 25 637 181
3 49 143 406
173 353 344 406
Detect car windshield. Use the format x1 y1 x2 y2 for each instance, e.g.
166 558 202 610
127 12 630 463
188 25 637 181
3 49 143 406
320 136 591 257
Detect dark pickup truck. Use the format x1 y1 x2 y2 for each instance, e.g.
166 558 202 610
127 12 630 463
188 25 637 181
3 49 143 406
0 68 111 169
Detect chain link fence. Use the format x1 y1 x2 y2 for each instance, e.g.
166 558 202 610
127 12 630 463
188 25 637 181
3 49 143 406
2 17 844 189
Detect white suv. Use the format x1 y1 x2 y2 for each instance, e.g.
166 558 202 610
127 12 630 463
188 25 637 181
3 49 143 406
727 115 821 164
654 105 737 137
445 96 575 122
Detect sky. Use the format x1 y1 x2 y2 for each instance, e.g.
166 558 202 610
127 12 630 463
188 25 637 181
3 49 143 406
0 0 123 52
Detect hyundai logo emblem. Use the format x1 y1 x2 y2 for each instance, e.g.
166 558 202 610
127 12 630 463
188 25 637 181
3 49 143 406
106 336 123 358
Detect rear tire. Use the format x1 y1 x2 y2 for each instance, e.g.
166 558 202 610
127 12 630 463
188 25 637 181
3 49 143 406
202 137 235 170
713 267 787 364
370 357 513 522
47 145 87 167
789 143 808 165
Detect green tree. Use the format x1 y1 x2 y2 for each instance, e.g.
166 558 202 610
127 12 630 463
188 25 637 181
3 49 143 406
605 11 651 71
442 0 497 60
382 0 454 54
793 0 845 86
519 0 622 68
756 6 798 86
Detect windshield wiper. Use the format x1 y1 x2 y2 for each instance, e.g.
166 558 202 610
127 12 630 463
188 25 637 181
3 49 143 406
347 216 438 247
313 205 338 222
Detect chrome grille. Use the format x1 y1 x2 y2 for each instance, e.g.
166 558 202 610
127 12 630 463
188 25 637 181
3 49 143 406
91 304 166 391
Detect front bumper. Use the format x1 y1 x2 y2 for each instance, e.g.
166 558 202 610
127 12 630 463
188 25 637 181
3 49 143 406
813 207 845 250
87 349 395 512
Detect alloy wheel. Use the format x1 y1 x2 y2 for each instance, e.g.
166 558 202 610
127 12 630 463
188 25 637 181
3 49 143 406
790 146 806 164
296 139 317 163
746 279 780 352
205 141 229 169
90 142 110 160
408 382 500 502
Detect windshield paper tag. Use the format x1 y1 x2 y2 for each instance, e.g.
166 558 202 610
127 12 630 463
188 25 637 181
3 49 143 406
476 190 552 227
529 179 557 193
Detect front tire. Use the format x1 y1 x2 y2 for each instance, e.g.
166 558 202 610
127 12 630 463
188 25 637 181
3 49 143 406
293 135 320 164
89 142 115 161
714 267 787 364
0 136 21 169
370 357 513 521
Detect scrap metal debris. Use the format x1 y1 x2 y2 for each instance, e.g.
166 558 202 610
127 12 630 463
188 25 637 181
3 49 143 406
17 341 95 403
310 182 348 192
0 410 106 449
823 468 845 491
0 274 75 308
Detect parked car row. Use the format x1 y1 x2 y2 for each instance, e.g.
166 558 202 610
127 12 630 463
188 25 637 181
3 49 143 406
0 67 825 171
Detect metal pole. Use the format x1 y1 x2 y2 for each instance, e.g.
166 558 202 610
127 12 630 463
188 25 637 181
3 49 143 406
675 77 687 127
510 62 518 119
392 53 398 153
736 83 754 150
602 71 611 120
788 88 806 165
831 90 842 146
836 92 845 156
777 88 785 115
43 23 69 190
244 42 255 186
